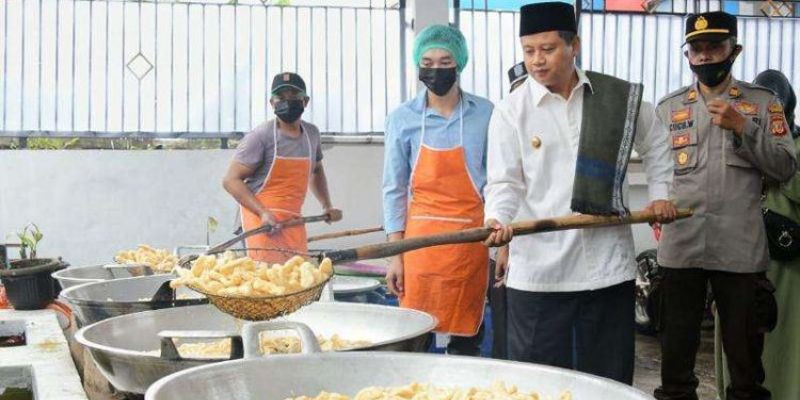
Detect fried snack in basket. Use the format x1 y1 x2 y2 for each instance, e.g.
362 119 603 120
169 252 334 320
170 252 333 297
114 245 178 273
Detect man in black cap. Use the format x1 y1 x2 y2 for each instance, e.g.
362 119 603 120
482 2 676 383
223 72 342 263
653 11 796 400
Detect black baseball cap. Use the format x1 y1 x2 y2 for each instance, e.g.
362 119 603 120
271 72 307 96
685 11 737 44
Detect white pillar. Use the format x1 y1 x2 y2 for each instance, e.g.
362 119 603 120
408 0 450 34
405 0 450 94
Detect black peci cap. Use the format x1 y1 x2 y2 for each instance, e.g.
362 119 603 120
519 2 577 38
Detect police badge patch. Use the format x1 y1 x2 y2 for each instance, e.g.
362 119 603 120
768 102 784 114
672 133 691 148
671 108 692 122
677 151 690 166
771 114 789 137
734 101 759 115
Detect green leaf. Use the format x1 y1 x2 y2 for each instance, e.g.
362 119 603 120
64 137 80 149
207 217 219 234
19 237 35 249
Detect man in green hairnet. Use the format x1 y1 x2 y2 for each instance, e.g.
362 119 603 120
382 24 495 356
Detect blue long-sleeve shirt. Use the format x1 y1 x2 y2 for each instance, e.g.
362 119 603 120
382 89 494 234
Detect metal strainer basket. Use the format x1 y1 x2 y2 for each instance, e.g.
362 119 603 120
184 277 331 321
181 247 331 321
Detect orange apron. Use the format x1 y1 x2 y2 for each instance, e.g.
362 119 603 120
240 120 312 264
400 99 489 336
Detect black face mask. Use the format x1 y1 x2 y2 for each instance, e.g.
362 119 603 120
274 99 305 123
690 50 738 88
419 67 458 97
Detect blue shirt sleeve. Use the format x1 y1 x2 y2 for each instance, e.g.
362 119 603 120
382 113 411 234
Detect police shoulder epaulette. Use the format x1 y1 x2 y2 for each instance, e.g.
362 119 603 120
738 80 775 97
657 86 691 106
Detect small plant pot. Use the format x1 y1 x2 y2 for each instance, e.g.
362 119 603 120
0 258 67 310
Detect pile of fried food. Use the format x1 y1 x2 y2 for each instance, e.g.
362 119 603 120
157 334 371 358
289 382 572 400
170 252 333 297
114 245 178 273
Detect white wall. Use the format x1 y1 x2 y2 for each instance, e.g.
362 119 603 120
0 146 657 266
0 145 386 266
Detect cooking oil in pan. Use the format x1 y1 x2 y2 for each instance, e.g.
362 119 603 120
0 387 34 400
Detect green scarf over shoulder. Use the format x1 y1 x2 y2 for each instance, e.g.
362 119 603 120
571 71 643 216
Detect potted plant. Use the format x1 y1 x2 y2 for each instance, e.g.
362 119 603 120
0 224 67 310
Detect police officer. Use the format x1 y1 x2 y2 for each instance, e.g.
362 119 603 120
654 12 797 400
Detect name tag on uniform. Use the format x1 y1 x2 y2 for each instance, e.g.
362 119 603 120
670 120 695 132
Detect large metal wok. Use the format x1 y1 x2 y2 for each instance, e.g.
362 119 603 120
60 274 207 326
146 321 654 400
75 302 436 396
52 263 163 290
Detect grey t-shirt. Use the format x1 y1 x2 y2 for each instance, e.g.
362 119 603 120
234 119 323 194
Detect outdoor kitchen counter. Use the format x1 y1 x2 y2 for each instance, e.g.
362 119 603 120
0 309 88 400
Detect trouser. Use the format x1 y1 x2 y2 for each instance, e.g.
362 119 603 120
488 259 508 359
424 322 485 356
506 280 636 384
655 268 774 400
446 323 485 356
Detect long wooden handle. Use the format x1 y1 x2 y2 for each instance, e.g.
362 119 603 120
307 226 384 242
324 209 692 264
295 214 331 225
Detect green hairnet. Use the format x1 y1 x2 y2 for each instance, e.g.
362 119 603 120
413 24 469 73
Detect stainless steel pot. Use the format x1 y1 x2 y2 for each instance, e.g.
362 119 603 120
145 321 654 400
330 275 381 295
60 274 207 326
76 302 436 395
